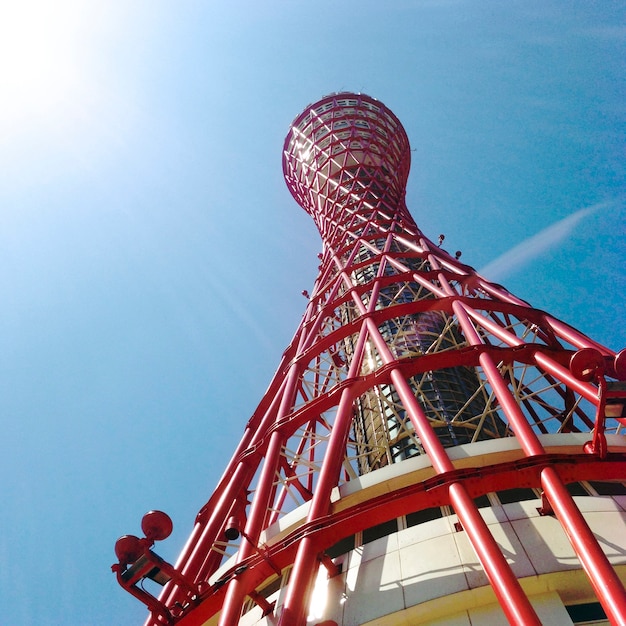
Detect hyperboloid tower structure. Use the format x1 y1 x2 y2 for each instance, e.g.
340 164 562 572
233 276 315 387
114 93 626 626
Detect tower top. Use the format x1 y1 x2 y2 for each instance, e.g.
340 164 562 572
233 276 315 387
282 93 411 220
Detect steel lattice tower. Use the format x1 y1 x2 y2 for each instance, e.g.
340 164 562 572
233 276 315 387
114 93 626 626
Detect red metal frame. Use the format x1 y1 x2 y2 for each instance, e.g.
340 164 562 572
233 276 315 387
114 93 626 625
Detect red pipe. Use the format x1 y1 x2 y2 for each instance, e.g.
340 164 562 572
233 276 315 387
364 311 541 624
448 483 542 626
459 302 600 403
546 316 615 355
219 432 285 625
541 467 626 625
388 366 541 625
279 324 369 625
452 301 626 623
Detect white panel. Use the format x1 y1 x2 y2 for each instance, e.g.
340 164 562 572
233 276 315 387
475 504 507 525
397 516 453 551
501 498 542 522
571 496 623 513
453 520 536 588
399 533 468 608
512 516 579 574
361 532 399 563
343 550 405 625
613 495 626 511
583 511 626 565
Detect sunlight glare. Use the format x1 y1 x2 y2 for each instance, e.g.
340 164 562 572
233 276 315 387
307 565 329 622
0 1 85 128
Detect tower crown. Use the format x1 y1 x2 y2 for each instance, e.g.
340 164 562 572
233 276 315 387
283 93 411 220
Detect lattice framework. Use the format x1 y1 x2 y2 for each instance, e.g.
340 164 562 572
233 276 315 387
113 93 626 626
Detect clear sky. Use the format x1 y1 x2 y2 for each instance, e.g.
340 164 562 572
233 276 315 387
0 2 624 624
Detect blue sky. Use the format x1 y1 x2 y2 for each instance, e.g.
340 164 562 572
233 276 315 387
0 2 624 624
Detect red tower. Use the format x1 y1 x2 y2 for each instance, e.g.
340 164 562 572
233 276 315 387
114 93 626 626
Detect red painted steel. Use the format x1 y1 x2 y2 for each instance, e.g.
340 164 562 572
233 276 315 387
113 93 626 626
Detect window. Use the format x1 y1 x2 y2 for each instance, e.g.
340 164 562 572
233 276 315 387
363 519 398 544
406 507 443 527
473 494 491 508
496 488 538 504
589 481 626 496
566 482 589 496
326 535 355 558
566 602 608 625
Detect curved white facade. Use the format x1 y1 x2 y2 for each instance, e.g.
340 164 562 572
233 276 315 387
230 436 626 626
